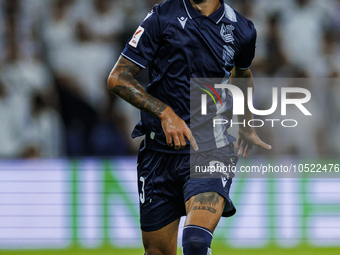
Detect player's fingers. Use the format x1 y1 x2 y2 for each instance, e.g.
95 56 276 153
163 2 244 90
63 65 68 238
179 133 187 150
173 135 181 150
237 140 246 156
244 144 253 158
165 132 173 147
185 130 199 151
236 136 242 149
254 137 272 150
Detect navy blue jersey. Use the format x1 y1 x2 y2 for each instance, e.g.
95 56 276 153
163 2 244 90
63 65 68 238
122 0 257 153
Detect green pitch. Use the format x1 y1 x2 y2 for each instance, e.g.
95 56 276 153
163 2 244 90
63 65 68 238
1 245 340 255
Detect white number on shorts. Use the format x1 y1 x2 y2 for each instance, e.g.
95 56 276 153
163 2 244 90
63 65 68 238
139 176 145 204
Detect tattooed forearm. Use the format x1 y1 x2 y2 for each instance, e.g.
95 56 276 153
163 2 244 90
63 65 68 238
192 205 217 214
193 192 221 206
108 56 167 117
113 85 167 117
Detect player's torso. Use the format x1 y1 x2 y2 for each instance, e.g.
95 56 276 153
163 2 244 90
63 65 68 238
147 0 243 115
138 0 254 153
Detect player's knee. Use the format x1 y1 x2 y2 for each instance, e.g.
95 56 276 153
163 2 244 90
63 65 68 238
182 225 213 255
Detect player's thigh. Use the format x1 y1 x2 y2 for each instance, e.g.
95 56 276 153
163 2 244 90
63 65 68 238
185 192 225 232
142 218 180 255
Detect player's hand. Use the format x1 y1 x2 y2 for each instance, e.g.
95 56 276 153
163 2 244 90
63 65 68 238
160 107 199 151
236 128 271 158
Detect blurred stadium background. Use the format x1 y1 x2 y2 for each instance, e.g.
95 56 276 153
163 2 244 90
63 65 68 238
0 0 339 254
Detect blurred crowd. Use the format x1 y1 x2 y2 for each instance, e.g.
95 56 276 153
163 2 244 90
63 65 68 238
0 0 339 159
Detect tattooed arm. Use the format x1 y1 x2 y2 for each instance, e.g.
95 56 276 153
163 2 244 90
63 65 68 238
107 56 198 151
108 56 165 117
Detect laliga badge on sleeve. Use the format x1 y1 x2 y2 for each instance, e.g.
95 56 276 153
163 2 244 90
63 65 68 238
129 26 145 48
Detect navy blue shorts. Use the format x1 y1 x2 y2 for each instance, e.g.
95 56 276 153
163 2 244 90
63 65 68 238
137 141 238 232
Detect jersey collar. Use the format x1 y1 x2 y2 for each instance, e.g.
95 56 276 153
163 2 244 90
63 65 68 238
183 0 225 24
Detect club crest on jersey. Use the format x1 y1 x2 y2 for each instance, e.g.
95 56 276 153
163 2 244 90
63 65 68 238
220 24 234 43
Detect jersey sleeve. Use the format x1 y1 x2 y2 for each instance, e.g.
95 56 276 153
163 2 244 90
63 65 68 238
121 5 162 69
235 21 257 70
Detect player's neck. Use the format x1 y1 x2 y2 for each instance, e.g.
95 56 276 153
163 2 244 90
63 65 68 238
189 0 222 16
